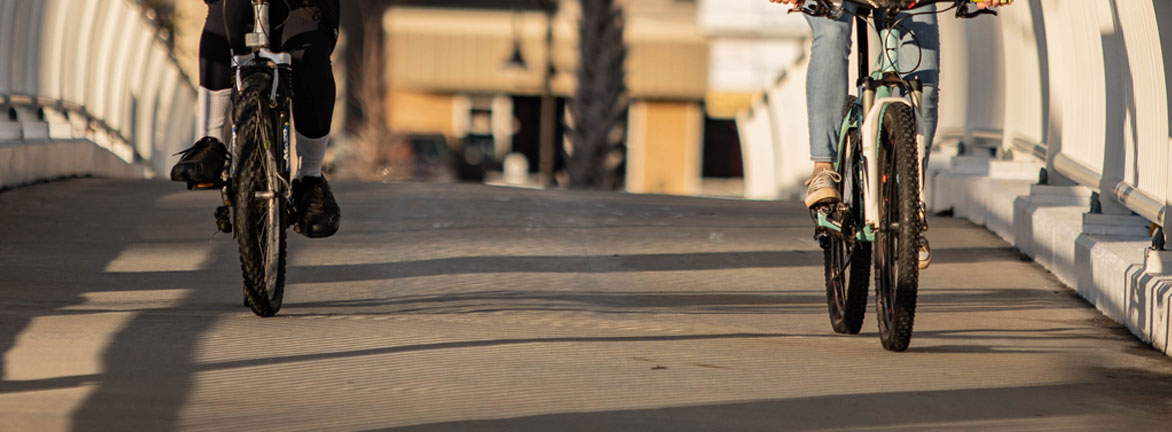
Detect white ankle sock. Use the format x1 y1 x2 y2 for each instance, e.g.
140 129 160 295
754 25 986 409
198 87 232 143
296 131 329 179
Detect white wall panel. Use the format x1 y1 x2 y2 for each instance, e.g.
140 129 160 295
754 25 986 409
125 19 155 156
998 1 1046 152
152 68 180 161
105 3 139 134
737 101 779 200
39 0 69 101
939 10 1004 144
765 62 810 197
14 0 43 97
66 1 102 109
136 49 165 161
1115 0 1168 203
89 1 122 122
0 0 15 96
1042 0 1108 172
9 0 32 96
935 15 968 143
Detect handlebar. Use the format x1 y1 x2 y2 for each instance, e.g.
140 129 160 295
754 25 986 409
789 0 1001 20
954 1 1000 19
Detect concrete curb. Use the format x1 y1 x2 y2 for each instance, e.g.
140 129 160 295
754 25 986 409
927 156 1172 356
0 140 150 190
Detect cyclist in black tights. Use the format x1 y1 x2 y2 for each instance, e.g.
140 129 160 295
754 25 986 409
171 0 341 238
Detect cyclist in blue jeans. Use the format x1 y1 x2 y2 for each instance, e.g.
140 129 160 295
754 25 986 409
770 0 1011 268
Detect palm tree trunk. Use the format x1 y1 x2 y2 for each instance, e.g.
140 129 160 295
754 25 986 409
568 0 628 189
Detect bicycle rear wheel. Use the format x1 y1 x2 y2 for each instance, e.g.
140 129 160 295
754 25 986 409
233 71 287 317
825 96 871 334
874 103 920 351
825 228 871 334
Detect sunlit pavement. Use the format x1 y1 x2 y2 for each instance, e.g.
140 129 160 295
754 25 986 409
1 178 1171 431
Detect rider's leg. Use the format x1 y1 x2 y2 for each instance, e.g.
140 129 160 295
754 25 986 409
803 8 854 208
171 0 251 183
896 8 939 269
195 0 251 143
173 1 297 184
281 3 341 238
898 8 939 152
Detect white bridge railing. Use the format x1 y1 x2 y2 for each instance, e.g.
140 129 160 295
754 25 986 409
737 0 1172 356
0 0 195 187
738 0 1172 238
952 0 1171 237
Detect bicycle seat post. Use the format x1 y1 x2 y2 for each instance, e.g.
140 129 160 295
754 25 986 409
246 0 271 50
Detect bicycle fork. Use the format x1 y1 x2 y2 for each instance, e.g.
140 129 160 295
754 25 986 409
857 28 930 238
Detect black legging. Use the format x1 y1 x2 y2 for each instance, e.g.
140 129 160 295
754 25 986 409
199 0 339 139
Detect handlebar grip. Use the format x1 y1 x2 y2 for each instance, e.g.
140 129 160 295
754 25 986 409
791 0 844 19
959 8 997 18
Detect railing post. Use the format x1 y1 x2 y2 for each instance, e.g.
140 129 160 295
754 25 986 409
1149 138 1172 274
1164 136 1171 250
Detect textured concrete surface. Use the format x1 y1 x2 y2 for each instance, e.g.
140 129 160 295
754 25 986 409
1 179 1171 431
928 157 1172 356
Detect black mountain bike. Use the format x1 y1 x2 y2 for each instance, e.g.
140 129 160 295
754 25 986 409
210 0 295 317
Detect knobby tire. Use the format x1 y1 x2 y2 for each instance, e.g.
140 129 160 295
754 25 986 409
233 71 287 317
874 103 920 351
825 95 871 334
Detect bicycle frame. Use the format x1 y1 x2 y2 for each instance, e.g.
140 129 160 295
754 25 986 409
826 10 929 242
859 27 928 235
223 0 295 207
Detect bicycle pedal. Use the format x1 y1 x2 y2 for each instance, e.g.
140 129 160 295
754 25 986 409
814 232 834 250
214 205 232 233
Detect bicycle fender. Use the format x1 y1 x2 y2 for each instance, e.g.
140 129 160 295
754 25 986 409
859 97 928 230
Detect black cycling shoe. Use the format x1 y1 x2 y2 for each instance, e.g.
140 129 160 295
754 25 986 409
171 137 228 186
292 175 341 238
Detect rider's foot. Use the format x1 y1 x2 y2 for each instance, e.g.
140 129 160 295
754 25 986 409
171 137 228 184
918 236 932 270
805 168 843 208
293 175 340 238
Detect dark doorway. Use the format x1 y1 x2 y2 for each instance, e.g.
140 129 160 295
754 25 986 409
702 117 744 178
511 95 567 173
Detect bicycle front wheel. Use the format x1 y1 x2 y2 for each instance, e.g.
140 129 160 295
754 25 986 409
874 103 920 351
233 71 287 317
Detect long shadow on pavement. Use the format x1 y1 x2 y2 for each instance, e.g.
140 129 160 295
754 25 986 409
0 180 232 431
388 378 1172 431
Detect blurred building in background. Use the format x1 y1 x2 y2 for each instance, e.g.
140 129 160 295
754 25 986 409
381 0 807 196
383 0 701 193
697 0 807 196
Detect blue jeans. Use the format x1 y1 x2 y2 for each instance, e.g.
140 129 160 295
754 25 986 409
805 6 939 163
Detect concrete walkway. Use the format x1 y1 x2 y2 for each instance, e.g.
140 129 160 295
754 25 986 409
1 179 1170 431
